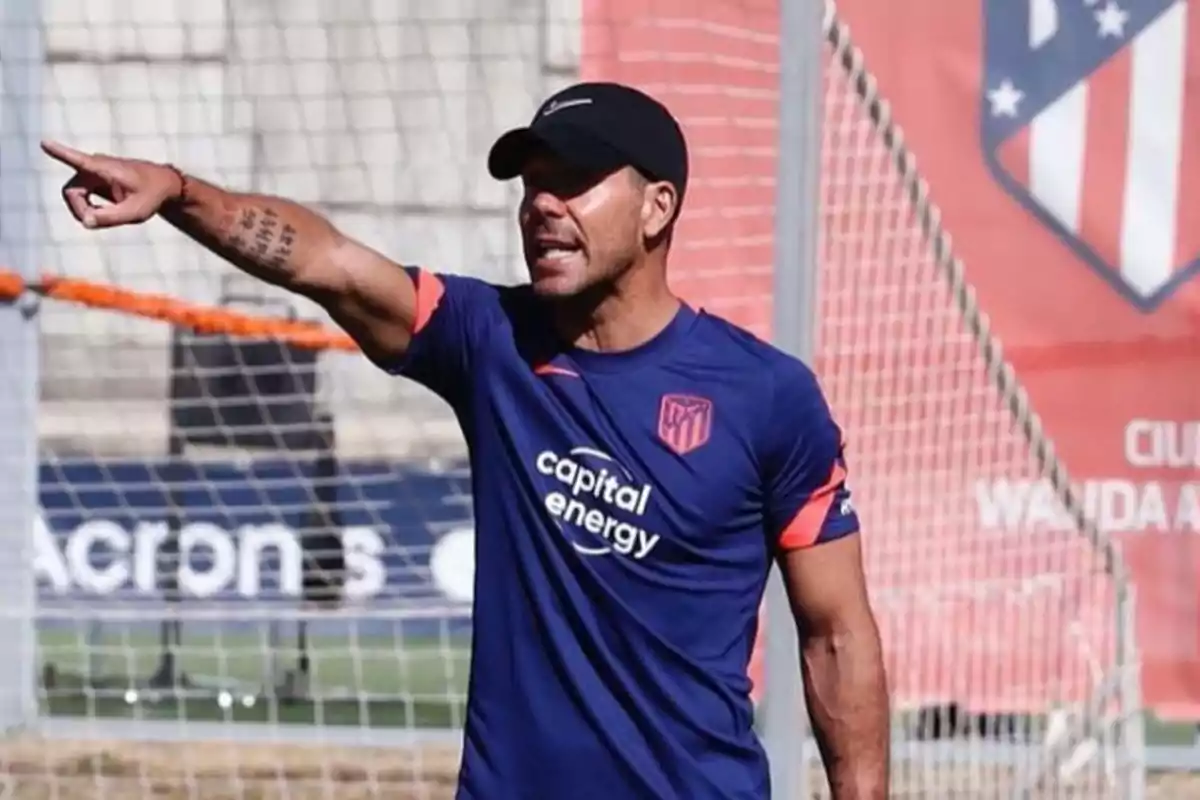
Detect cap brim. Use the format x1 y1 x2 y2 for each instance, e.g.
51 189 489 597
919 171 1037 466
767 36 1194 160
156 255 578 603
486 125 627 181
486 128 539 180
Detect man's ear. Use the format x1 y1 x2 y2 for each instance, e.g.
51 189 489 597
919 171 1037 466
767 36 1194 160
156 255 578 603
642 180 678 240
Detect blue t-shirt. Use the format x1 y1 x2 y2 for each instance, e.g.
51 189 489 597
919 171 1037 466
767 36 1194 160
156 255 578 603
390 268 859 800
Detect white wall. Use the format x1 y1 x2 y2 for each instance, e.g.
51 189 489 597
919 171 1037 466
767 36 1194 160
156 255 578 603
35 0 581 458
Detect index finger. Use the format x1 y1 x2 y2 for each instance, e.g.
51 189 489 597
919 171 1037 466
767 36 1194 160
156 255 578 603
41 140 94 171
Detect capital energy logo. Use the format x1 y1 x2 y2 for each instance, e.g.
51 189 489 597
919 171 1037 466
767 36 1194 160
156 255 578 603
534 446 661 559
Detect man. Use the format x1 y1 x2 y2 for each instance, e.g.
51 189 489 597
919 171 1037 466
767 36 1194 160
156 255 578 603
43 81 890 799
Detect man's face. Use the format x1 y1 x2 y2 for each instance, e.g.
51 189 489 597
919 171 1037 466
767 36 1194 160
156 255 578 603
518 151 647 297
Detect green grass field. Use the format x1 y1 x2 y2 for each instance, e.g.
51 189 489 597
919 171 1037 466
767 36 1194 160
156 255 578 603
34 626 1200 749
37 626 471 728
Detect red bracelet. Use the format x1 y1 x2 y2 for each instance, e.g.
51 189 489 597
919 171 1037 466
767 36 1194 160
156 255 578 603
163 163 190 204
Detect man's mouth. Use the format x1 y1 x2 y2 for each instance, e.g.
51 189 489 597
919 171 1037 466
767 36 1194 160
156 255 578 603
532 237 582 265
539 246 578 262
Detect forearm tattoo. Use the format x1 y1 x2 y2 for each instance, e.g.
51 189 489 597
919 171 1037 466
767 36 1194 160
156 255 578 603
213 200 300 279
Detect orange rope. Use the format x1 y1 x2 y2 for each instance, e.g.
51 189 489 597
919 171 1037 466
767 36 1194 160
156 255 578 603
2 266 1198 369
0 268 359 353
0 270 24 301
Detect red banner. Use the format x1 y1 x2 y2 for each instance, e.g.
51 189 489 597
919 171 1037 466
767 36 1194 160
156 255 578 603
584 0 1200 716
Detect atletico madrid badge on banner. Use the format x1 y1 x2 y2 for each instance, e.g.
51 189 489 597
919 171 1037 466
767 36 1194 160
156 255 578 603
982 0 1200 312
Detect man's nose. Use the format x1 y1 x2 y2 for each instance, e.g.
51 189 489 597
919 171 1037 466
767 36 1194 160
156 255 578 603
527 188 568 217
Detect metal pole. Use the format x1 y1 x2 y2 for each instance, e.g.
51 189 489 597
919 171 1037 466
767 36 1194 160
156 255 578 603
0 0 44 734
764 0 825 797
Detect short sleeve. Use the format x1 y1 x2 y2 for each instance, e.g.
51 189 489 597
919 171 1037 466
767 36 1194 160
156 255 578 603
762 363 860 551
383 267 501 408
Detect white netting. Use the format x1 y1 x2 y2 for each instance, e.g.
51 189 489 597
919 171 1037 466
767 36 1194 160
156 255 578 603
814 15 1124 797
0 0 1148 798
28 3 529 798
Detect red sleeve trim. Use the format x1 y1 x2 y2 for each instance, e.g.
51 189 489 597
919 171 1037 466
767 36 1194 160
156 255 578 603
413 268 446 335
777 462 848 550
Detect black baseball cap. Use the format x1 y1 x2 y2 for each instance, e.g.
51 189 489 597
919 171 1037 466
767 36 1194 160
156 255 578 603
487 81 689 204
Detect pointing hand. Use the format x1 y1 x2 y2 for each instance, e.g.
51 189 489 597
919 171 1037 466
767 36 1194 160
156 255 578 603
41 140 185 229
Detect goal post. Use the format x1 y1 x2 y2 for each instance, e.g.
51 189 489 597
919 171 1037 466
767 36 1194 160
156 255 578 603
0 0 42 738
0 0 1151 798
762 1 826 798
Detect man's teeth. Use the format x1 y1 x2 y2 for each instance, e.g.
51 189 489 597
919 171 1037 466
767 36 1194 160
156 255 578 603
542 247 575 259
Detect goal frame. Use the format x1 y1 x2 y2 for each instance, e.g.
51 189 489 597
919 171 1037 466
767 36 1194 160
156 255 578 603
0 0 43 739
759 1 825 798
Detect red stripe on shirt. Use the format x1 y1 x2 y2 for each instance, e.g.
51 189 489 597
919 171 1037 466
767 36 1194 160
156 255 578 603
533 364 580 377
777 463 848 551
413 269 446 335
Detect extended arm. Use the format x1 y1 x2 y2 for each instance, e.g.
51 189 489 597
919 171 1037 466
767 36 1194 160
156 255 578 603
159 175 417 366
778 535 890 799
41 140 418 367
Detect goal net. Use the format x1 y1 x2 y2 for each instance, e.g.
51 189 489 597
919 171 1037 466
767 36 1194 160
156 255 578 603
1 0 1141 798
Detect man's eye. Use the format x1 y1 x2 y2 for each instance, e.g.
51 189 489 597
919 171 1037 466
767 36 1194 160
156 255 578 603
542 174 593 198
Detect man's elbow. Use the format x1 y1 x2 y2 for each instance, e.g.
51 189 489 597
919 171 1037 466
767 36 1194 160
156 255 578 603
805 618 875 651
800 605 888 695
799 598 881 648
292 236 356 301
801 607 891 796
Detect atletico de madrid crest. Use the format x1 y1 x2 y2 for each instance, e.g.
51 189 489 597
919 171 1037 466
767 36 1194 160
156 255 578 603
981 0 1200 311
657 394 713 456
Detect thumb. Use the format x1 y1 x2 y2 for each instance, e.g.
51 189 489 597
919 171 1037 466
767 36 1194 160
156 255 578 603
84 194 161 228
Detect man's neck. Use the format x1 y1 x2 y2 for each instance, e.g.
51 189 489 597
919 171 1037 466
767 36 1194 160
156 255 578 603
552 275 682 354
